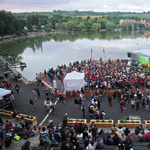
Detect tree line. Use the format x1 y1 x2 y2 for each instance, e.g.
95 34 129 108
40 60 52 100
0 10 148 36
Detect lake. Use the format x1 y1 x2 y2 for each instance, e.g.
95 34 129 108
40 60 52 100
1 30 150 80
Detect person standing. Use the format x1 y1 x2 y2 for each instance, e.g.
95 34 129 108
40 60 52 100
92 125 98 141
36 88 40 98
51 101 56 114
44 70 47 78
100 91 103 101
15 84 19 94
78 97 82 110
136 99 140 111
97 100 101 111
82 105 86 118
63 117 67 127
40 126 51 150
29 98 34 110
108 94 112 106
46 101 50 114
63 90 66 104
131 99 135 110
32 89 37 100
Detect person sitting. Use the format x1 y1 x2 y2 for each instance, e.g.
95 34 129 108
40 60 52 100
84 136 90 148
13 110 18 118
70 132 77 145
75 142 83 150
83 129 88 140
126 134 132 145
87 141 94 150
54 130 60 142
138 131 145 142
76 123 83 134
61 141 68 150
125 141 132 150
21 140 35 150
112 133 120 145
119 132 126 143
105 134 113 145
118 141 125 150
95 135 104 149
111 124 117 135
134 126 140 136
61 130 67 142
14 123 22 133
139 124 144 134
117 126 123 135
124 127 130 136
145 130 150 141
5 120 10 130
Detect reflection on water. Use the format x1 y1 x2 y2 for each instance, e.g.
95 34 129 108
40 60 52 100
1 30 150 80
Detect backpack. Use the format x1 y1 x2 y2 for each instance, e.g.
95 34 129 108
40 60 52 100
31 101 34 105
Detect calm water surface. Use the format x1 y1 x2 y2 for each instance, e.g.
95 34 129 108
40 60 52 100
1 31 150 80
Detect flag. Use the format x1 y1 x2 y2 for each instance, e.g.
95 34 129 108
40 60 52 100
91 49 93 59
103 49 105 54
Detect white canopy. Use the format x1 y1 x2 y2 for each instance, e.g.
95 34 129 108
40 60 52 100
64 71 85 91
0 88 11 97
130 49 150 57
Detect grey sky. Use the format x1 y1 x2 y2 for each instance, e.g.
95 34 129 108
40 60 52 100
0 0 149 13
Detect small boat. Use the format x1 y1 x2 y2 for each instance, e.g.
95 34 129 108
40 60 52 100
16 61 27 68
20 61 26 67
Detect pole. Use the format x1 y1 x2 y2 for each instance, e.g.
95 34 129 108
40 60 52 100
91 49 93 60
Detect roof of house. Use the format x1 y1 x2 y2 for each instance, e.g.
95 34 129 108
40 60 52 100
120 19 135 21
145 20 150 22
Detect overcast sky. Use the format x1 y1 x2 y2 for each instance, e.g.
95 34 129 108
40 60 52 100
0 0 149 13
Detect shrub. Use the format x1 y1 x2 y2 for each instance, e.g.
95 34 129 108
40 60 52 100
108 119 112 123
29 116 33 119
16 31 21 36
101 119 104 122
21 30 27 35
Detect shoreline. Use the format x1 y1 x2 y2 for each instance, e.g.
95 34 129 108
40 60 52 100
0 31 66 46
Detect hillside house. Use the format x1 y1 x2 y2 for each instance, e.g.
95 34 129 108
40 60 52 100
120 19 136 24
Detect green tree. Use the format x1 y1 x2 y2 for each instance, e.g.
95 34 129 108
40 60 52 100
79 23 87 30
51 19 55 29
0 21 6 35
106 21 115 30
44 24 52 32
97 18 108 29
139 23 145 29
61 22 66 30
26 15 33 31
116 24 121 29
88 18 95 25
133 22 139 30
128 23 132 30
121 22 128 30
55 23 61 30
66 20 76 30
87 16 91 21
91 23 101 30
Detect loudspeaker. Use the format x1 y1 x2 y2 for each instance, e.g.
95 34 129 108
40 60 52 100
127 52 131 57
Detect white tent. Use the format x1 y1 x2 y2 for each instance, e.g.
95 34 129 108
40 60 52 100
64 71 85 91
0 88 11 98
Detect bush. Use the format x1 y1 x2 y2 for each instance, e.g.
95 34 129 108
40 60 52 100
29 116 33 119
16 31 21 36
21 30 27 35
